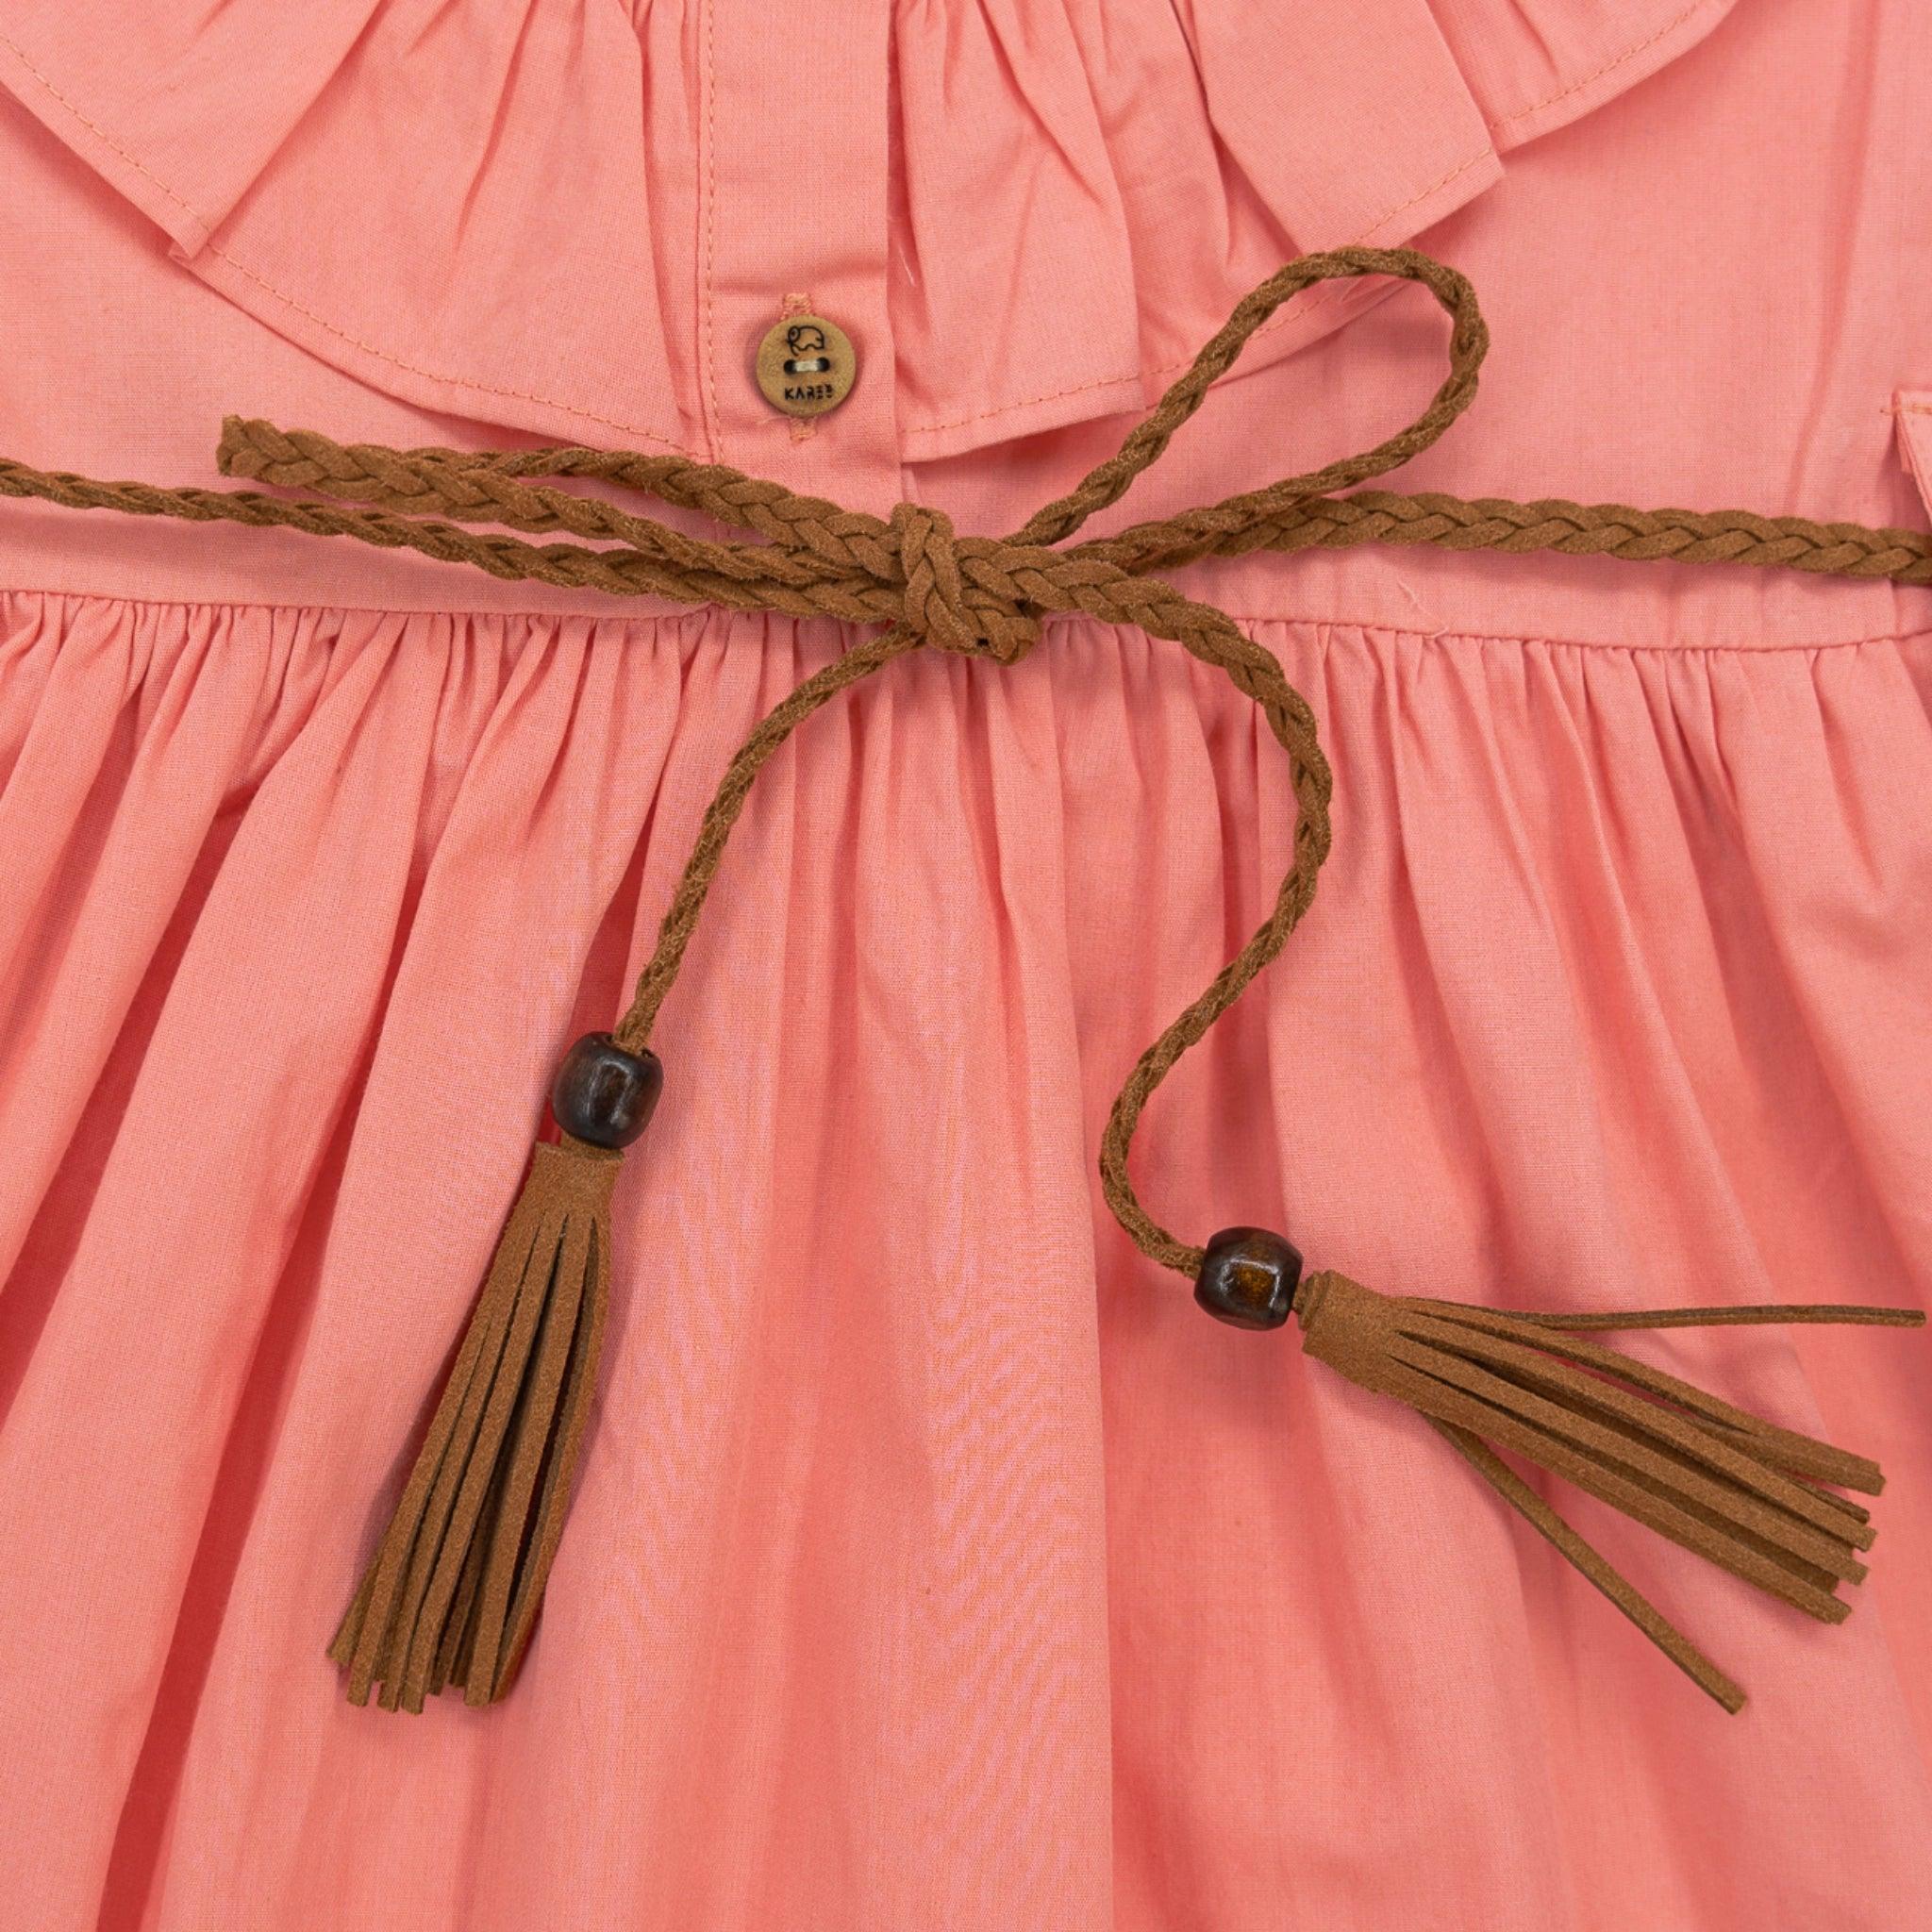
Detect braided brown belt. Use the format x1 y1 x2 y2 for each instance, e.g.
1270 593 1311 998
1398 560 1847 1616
2 246 1924 1716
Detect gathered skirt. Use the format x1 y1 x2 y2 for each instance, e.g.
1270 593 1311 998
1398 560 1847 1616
0 592 1929 1927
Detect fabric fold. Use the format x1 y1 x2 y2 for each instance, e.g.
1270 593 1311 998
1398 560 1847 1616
0 607 451 1925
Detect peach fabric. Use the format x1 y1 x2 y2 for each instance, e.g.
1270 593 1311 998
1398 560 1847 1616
0 3 1930 1930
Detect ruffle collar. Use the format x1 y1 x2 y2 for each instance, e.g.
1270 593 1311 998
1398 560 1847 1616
0 0 1737 462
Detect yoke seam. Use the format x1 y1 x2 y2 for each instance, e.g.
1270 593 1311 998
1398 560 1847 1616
0 583 1924 658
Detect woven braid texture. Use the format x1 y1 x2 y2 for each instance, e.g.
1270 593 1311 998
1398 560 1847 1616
2 245 1927 1275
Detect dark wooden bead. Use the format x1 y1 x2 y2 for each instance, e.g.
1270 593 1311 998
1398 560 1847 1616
549 1032 663 1149
1193 1226 1303 1330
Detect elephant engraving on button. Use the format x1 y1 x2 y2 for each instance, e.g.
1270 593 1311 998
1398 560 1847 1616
782 323 831 375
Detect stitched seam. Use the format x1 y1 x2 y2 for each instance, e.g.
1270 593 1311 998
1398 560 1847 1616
904 147 1493 441
701 0 721 461
201 245 695 450
1356 148 1495 242
0 28 206 227
907 370 1143 440
908 288 1362 438
1494 0 1717 128
3 585 1923 658
0 27 698 455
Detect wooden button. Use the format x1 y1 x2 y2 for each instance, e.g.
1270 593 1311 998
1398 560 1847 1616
755 312 857 418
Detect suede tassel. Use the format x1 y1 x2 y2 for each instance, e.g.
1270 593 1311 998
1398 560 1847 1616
1293 1269 1924 1711
330 1135 622 1710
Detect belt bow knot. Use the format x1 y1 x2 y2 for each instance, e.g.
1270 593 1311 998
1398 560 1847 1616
885 501 1039 663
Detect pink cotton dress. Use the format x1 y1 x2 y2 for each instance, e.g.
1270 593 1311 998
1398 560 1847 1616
0 3 1930 1928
